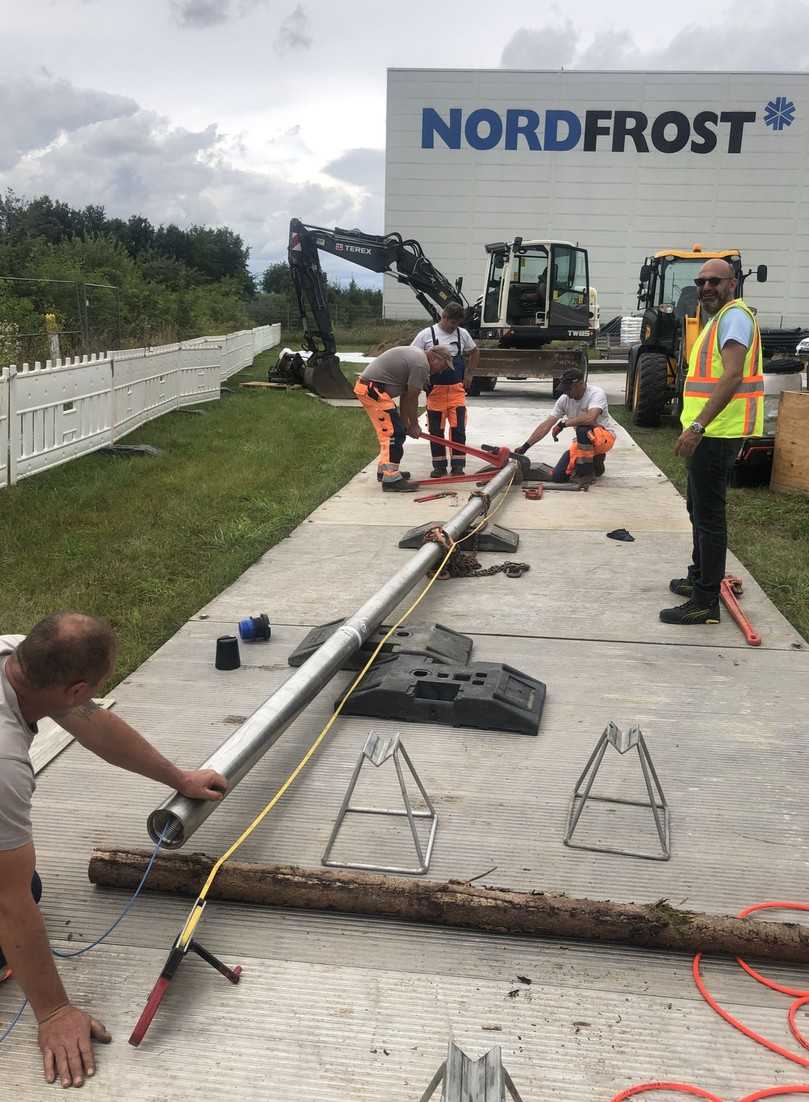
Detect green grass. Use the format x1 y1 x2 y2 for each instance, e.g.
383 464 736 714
612 405 809 641
0 349 376 680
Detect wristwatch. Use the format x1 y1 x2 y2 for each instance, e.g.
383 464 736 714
689 421 705 435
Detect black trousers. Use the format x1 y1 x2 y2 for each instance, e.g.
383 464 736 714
427 406 467 470
686 437 740 601
0 871 42 970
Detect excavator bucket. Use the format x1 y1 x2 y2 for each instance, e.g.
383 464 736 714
303 351 357 401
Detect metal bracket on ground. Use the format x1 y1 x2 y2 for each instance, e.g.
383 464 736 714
564 722 670 861
419 1040 526 1102
399 521 519 553
322 732 437 875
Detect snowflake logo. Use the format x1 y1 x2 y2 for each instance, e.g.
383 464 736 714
764 96 796 131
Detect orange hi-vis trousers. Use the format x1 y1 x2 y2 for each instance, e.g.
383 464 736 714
354 378 407 481
426 382 467 471
564 425 616 477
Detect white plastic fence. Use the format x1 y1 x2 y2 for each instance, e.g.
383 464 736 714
0 324 279 488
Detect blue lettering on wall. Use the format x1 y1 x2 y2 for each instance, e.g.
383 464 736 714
544 109 581 151
420 105 766 154
465 108 503 150
505 109 541 150
421 107 461 149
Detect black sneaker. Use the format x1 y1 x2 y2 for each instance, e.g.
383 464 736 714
378 470 410 482
659 597 720 624
593 454 606 477
382 478 419 493
430 468 448 478
669 577 695 597
450 466 465 476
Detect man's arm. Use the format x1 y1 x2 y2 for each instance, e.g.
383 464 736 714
0 843 110 1087
55 704 227 800
399 387 422 437
674 341 746 457
515 413 559 453
564 406 601 428
466 347 480 376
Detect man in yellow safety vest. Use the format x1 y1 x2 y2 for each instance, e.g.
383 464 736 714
660 258 763 626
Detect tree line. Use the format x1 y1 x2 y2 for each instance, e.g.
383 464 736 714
0 192 383 364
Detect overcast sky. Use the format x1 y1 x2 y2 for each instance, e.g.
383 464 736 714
1 0 808 283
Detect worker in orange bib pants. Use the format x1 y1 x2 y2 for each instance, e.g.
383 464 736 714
411 302 479 477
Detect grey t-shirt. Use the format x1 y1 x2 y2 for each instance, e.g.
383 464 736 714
552 384 620 435
712 305 754 350
360 346 430 398
0 635 36 851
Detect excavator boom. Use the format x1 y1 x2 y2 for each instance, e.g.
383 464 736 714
270 219 473 399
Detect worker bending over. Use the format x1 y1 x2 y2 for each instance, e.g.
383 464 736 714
410 302 480 477
0 613 226 1088
355 343 453 492
515 368 618 484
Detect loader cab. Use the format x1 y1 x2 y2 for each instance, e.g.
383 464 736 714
480 238 591 347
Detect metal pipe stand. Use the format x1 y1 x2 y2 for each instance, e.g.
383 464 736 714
321 731 438 875
419 1040 526 1102
563 721 671 861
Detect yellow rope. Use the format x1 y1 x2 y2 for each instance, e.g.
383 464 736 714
177 470 517 949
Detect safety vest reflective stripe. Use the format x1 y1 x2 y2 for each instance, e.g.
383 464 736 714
683 377 764 396
695 321 718 379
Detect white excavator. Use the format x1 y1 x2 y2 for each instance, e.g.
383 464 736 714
270 219 595 400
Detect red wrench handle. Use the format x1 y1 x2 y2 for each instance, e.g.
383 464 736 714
720 578 762 647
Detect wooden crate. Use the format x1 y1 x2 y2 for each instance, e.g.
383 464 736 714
771 391 809 495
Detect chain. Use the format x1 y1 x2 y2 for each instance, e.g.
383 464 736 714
421 528 530 580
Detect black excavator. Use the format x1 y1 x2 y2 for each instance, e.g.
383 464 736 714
269 219 474 400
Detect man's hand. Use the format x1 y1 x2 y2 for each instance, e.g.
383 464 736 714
177 769 228 801
38 1004 111 1088
551 419 566 442
406 422 421 439
674 429 703 458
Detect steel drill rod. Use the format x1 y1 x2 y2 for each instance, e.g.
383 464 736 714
147 461 517 848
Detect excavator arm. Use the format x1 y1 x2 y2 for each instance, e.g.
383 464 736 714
270 219 474 399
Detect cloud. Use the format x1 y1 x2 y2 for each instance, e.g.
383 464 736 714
500 0 809 70
0 76 138 171
0 81 380 276
274 4 312 55
171 0 266 29
322 147 384 194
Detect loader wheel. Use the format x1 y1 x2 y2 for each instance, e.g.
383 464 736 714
632 352 669 427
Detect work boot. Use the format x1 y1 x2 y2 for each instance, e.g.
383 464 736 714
430 467 448 478
669 577 695 598
450 464 465 475
382 478 419 493
659 596 720 625
593 454 606 477
378 470 410 482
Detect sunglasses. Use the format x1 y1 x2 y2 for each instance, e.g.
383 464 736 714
694 277 728 288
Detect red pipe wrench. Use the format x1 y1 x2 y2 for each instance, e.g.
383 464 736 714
720 575 762 647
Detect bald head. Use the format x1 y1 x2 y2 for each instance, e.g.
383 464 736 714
16 612 117 690
697 258 737 317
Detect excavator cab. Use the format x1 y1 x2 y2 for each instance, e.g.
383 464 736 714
479 238 591 348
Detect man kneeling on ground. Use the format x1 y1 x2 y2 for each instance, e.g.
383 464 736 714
514 368 618 484
0 613 227 1088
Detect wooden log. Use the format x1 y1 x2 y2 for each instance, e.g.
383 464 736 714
89 849 809 964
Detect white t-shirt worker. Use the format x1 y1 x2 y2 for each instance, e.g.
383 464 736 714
514 367 618 484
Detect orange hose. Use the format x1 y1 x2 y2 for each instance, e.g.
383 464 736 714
609 902 809 1102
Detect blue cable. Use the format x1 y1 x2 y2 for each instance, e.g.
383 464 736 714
0 832 165 1043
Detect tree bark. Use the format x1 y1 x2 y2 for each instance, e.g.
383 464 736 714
89 849 809 963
